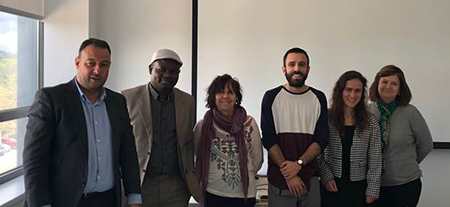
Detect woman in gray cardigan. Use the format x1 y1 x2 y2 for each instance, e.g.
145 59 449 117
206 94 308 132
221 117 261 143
319 71 382 207
368 65 433 207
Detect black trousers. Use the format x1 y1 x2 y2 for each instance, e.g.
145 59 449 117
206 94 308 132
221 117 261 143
372 178 422 207
320 178 369 207
205 191 256 207
77 187 118 207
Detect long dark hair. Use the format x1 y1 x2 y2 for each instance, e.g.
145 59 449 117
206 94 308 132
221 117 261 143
330 70 369 134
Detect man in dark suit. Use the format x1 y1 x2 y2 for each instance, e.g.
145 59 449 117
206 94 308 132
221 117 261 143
23 38 142 207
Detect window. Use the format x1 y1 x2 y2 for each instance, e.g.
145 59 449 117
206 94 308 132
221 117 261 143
0 10 41 184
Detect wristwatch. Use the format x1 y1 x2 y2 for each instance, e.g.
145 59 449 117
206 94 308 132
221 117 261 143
297 159 304 166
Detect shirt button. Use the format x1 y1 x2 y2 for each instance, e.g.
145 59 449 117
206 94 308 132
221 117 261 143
95 121 98 125
99 157 102 160
97 139 100 142
147 151 151 155
97 176 101 179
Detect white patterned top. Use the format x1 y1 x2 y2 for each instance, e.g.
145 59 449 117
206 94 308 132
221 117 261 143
194 115 263 198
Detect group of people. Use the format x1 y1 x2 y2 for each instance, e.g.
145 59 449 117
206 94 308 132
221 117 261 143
22 38 433 207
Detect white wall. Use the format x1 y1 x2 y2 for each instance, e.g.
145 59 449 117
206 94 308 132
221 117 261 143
43 0 89 87
197 0 450 143
419 149 450 207
0 0 44 18
88 0 99 38
93 0 192 93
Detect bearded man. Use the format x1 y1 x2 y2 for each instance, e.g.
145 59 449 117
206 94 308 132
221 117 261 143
260 47 329 207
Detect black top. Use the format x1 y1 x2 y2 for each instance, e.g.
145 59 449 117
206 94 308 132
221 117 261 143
341 125 355 180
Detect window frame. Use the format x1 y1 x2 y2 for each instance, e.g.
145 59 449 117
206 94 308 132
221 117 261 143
0 8 43 185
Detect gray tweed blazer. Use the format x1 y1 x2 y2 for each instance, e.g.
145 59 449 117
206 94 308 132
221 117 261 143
318 114 382 198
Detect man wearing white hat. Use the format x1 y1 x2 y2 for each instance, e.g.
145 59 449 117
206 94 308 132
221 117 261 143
122 49 201 207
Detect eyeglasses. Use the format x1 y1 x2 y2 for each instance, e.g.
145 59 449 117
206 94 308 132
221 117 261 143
155 67 180 75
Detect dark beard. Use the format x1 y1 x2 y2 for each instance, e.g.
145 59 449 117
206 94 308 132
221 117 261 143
285 71 308 88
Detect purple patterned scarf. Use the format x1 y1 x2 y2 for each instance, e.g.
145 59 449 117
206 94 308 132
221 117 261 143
196 106 249 204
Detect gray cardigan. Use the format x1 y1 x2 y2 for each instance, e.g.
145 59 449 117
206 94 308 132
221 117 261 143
318 114 382 198
368 103 433 186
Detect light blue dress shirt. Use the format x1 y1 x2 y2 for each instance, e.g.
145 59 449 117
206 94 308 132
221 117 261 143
77 84 114 194
42 81 140 207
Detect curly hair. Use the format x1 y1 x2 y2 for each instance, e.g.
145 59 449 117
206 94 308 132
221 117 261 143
330 70 369 134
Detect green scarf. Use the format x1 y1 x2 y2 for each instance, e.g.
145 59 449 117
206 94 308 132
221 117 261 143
377 100 397 153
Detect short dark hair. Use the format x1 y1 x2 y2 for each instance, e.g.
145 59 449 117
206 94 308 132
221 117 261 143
283 47 310 67
78 38 111 57
330 70 369 134
369 65 412 106
206 74 243 109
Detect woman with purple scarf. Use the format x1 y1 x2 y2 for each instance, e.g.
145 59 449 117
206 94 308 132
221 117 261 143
194 74 263 207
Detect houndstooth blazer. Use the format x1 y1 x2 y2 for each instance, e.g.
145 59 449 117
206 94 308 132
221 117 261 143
318 114 382 198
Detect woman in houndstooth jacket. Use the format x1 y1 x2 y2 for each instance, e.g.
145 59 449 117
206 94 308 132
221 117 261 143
318 71 382 207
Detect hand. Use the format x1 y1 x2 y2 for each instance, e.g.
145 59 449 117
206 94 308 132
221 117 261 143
366 195 376 204
126 204 142 207
280 160 301 179
285 176 306 197
324 180 338 192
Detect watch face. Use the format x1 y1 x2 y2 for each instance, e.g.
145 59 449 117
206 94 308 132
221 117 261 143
297 160 303 165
